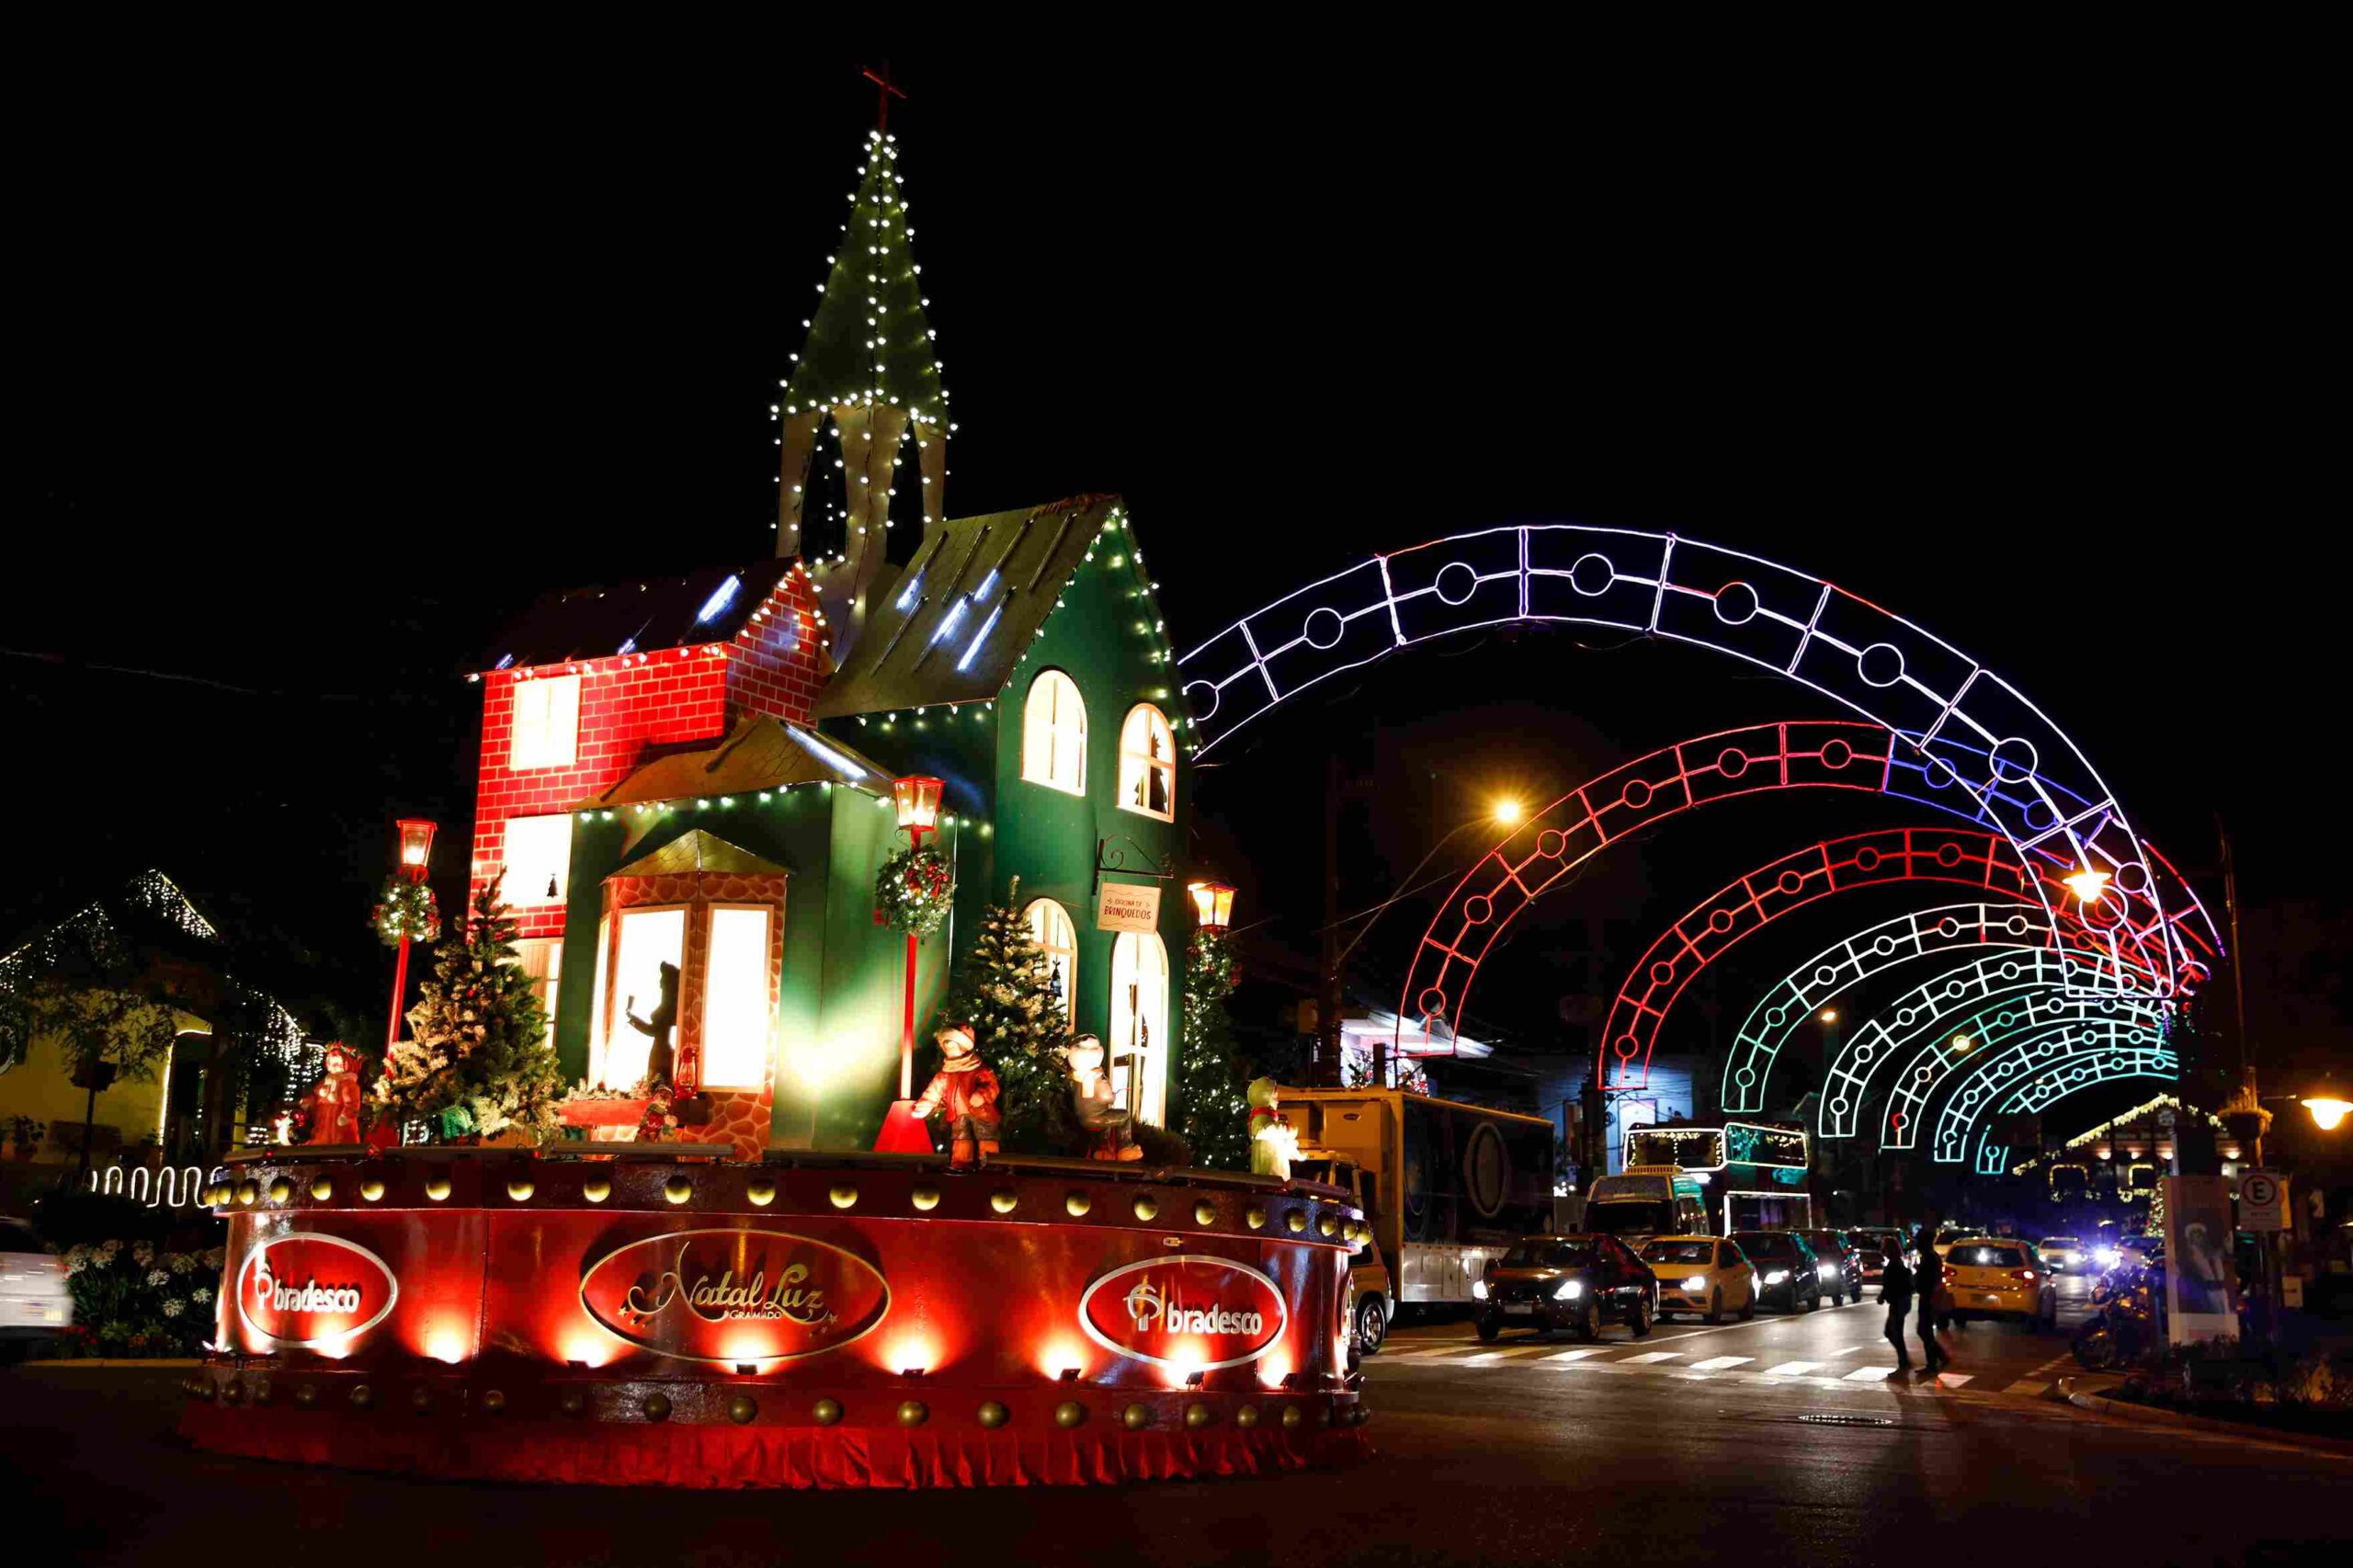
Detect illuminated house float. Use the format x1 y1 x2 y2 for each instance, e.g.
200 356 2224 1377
180 119 1365 1487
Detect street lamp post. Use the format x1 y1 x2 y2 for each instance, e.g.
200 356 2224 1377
386 819 436 1052
890 777 944 1100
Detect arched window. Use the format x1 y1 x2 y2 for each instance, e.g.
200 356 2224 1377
1118 703 1176 821
1108 931 1170 1127
1023 897 1077 1024
1021 669 1087 795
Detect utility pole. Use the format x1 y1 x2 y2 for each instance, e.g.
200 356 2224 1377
1321 751 1344 1087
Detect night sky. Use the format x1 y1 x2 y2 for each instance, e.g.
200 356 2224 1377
13 46 2342 1086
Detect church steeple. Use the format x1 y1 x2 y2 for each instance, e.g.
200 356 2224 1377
774 121 953 653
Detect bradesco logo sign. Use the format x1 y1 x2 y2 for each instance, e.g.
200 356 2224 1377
579 1229 890 1366
1079 1255 1288 1371
235 1233 400 1348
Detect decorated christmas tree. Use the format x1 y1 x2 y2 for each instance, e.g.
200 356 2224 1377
934 878 1070 1152
1176 927 1251 1167
372 878 564 1144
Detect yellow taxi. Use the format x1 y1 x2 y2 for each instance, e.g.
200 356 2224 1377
1936 1235 2058 1329
1638 1234 1757 1324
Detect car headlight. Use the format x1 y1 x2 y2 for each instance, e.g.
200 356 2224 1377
1765 1269 1790 1285
1682 1275 1708 1292
1472 1278 1489 1301
1816 1262 1836 1278
2094 1248 2120 1267
1553 1280 1585 1301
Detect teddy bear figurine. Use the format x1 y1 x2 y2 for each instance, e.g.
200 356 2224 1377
910 1022 1003 1169
1246 1076 1300 1180
1067 1034 1141 1161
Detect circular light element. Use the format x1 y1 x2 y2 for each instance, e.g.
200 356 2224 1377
360 1177 385 1202
665 1175 694 1205
293 1384 316 1408
424 1176 451 1202
1184 1403 1213 1429
1245 1207 1268 1231
1286 1210 1309 1233
1279 1404 1304 1429
747 1176 777 1207
812 1398 844 1426
482 1389 507 1415
1317 1213 1337 1237
310 1176 335 1201
911 1184 941 1211
1133 1194 1160 1222
1235 1403 1261 1429
1065 1191 1093 1218
582 1176 611 1203
350 1384 374 1409
1121 1403 1151 1430
1054 1401 1087 1428
828 1182 858 1210
728 1394 757 1425
991 1189 1019 1214
1194 1199 1217 1226
506 1177 535 1202
896 1400 928 1427
642 1392 672 1423
235 1179 259 1206
559 1390 586 1417
976 1401 1009 1429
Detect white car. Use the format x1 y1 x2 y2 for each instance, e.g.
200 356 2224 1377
0 1218 71 1358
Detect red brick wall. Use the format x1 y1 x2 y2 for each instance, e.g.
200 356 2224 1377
466 562 830 943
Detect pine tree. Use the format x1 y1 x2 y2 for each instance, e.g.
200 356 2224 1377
935 877 1071 1153
372 878 563 1143
1176 928 1251 1167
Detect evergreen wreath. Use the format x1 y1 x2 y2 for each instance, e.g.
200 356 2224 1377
370 878 441 947
876 844 954 935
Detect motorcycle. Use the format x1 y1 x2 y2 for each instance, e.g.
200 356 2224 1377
2073 1269 2162 1369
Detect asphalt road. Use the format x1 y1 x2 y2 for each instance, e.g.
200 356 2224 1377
6 1278 2347 1568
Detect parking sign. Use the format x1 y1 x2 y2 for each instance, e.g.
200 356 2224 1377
2240 1171 2288 1233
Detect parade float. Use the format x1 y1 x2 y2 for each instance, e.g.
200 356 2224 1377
178 104 1367 1488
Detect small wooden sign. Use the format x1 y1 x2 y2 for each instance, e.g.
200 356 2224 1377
1095 882 1162 934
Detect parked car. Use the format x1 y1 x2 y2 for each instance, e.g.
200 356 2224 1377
2037 1235 2087 1274
1473 1233 1658 1342
1640 1234 1756 1324
1 1219 70 1361
1938 1236 2058 1329
1800 1230 1863 1305
1730 1230 1826 1312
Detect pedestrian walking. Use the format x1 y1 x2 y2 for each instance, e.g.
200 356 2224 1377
1911 1225 1947 1373
1880 1239 1915 1370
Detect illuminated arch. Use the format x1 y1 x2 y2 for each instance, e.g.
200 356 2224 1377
1184 525 2170 983
1876 992 2169 1149
1927 1020 2176 1162
1818 947 2154 1136
1608 825 2188 1096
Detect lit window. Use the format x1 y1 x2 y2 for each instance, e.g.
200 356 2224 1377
1023 898 1077 1021
1021 669 1086 795
509 674 581 770
1118 704 1176 821
511 937 563 1050
1108 931 1170 1127
700 906 773 1088
501 814 573 904
595 907 684 1089
587 915 611 1063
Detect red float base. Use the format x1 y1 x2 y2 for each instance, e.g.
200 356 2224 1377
179 1398 1369 1488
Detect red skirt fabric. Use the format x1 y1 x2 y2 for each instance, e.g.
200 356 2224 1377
179 1402 1371 1488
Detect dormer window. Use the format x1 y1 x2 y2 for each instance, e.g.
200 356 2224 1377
1118 703 1176 821
1021 669 1087 796
509 674 580 770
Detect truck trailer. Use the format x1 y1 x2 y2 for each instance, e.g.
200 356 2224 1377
1274 1086 1555 1354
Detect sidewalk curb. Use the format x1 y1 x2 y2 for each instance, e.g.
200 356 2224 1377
2057 1378 2353 1459
16 1358 204 1369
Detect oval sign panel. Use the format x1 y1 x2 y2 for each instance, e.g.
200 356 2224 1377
1079 1254 1288 1370
235 1233 400 1349
578 1228 890 1366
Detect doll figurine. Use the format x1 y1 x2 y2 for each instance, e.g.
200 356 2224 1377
306 1043 366 1146
1068 1034 1140 1161
1246 1076 1299 1180
911 1023 1003 1168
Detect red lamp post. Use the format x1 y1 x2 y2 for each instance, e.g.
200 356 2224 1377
387 819 436 1051
872 780 947 1155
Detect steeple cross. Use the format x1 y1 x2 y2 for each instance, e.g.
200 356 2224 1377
862 62 906 131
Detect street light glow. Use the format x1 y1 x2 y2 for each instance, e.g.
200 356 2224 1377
2304 1096 2352 1132
2063 868 2111 904
1819 1009 1838 1024
1493 798 1522 825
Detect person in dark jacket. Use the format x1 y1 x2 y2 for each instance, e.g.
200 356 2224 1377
1880 1240 1915 1370
1911 1225 1947 1373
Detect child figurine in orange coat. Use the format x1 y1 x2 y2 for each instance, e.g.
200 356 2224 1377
306 1043 366 1146
911 1023 1002 1169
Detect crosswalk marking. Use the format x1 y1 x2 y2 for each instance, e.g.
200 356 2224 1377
1540 1347 1611 1362
1763 1361 1822 1376
1935 1372 1973 1388
1620 1351 1682 1364
1690 1356 1753 1370
1843 1366 1898 1381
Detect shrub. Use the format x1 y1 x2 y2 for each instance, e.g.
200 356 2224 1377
57 1238 224 1358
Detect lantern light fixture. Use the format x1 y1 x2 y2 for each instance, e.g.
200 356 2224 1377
892 777 944 845
395 819 438 881
1188 880 1236 932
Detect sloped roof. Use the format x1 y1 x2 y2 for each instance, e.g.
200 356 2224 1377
610 831 790 879
477 558 801 673
579 716 897 810
780 131 948 425
812 494 1117 718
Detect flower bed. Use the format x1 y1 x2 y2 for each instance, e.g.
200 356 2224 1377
56 1239 225 1358
2109 1351 2353 1441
